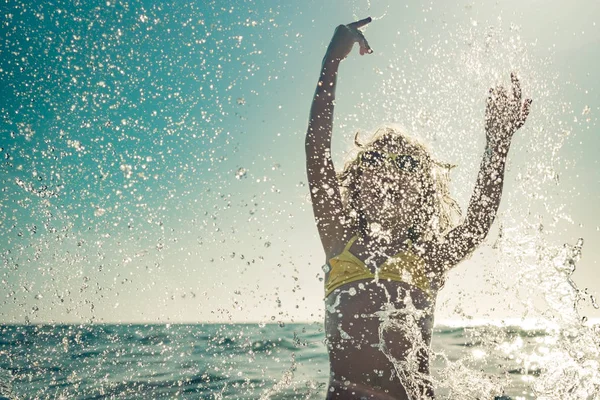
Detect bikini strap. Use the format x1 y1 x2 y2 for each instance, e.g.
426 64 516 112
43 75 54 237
344 235 359 252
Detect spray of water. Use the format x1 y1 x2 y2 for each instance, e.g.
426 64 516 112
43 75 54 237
260 354 297 400
0 368 15 400
318 9 596 398
373 291 433 399
496 228 600 399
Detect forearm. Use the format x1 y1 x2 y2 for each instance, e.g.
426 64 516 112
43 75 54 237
305 56 340 150
462 140 510 241
437 73 530 268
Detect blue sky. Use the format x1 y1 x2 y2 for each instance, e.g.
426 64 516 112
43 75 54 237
1 0 598 324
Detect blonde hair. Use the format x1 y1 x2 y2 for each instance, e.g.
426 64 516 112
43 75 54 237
337 126 461 242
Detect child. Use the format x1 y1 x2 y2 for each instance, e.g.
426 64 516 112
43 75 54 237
305 17 532 399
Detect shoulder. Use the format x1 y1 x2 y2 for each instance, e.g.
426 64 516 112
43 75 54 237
323 227 357 260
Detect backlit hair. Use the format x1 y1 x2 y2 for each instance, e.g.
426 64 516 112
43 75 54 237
337 126 461 242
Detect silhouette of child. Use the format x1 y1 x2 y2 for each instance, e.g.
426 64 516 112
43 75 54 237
305 17 531 399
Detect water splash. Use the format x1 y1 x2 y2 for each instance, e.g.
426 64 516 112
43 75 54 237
351 0 389 25
372 292 434 399
467 217 600 399
260 354 296 399
0 368 14 400
434 354 507 399
213 383 228 400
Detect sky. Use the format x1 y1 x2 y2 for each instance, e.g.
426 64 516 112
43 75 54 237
0 0 598 324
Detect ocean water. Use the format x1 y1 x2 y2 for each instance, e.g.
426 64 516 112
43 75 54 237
1 322 584 400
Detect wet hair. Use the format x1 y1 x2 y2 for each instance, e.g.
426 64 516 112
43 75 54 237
337 126 461 243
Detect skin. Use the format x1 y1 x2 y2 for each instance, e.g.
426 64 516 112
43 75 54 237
305 18 532 399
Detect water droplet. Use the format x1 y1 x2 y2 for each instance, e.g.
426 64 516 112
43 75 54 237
591 295 599 309
235 168 247 179
120 164 133 179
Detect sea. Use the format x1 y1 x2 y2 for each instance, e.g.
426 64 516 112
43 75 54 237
3 322 597 400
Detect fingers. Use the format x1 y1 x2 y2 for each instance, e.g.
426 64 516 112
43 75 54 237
347 18 373 55
487 75 532 132
347 17 372 30
356 30 373 55
523 98 533 116
489 86 506 99
511 72 522 102
487 87 494 105
516 99 533 129
496 85 508 104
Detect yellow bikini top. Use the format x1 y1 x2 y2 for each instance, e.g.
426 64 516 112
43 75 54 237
324 235 433 298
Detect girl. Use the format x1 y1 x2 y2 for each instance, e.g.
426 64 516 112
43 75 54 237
305 17 532 399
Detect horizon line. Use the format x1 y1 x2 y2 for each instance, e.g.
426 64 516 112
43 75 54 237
2 317 598 328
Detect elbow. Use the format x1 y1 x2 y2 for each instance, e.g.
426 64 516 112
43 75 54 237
465 211 496 240
472 220 491 241
460 219 492 251
467 232 486 250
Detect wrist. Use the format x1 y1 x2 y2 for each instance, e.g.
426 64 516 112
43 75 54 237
322 52 341 68
485 139 510 158
317 57 339 91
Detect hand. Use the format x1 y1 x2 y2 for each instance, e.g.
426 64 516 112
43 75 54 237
324 17 373 63
485 73 532 149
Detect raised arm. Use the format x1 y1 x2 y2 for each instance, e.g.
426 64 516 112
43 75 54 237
432 74 532 269
305 18 373 255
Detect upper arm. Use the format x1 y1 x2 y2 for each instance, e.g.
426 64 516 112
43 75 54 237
425 223 482 274
427 146 504 272
305 136 347 255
